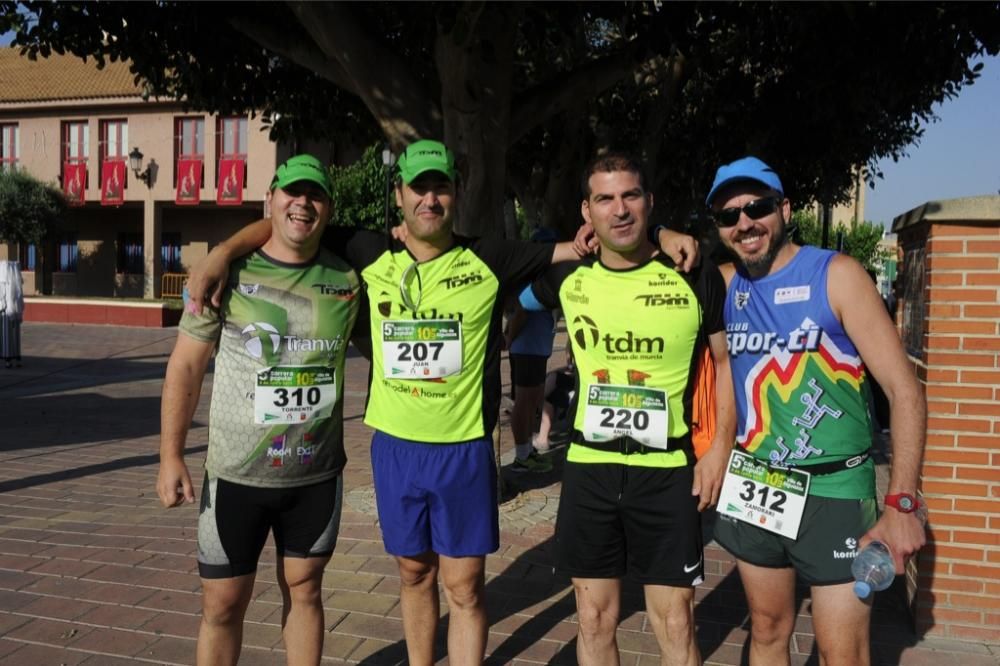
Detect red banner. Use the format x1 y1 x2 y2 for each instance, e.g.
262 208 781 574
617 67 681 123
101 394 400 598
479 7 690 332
101 159 126 206
63 162 86 207
217 158 245 206
176 158 203 205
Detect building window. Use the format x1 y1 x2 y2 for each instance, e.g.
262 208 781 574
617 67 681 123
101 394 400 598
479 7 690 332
61 120 90 187
99 119 129 192
18 243 37 271
57 234 78 272
161 232 183 273
1 123 19 171
174 116 205 187
215 116 247 187
117 233 144 274
99 118 128 160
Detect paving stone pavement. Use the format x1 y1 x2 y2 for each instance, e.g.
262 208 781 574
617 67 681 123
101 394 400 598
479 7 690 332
0 323 997 665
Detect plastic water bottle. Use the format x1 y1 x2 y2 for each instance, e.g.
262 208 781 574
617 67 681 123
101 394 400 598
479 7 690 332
851 540 895 599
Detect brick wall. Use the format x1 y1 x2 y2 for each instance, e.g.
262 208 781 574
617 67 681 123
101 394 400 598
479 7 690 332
894 206 1000 643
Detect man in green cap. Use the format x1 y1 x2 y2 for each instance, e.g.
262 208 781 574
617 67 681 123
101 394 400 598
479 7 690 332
158 154 361 665
184 140 698 665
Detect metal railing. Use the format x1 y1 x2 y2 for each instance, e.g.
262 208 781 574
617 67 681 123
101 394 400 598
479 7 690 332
162 273 187 299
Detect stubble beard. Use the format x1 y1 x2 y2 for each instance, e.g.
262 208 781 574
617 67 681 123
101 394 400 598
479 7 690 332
740 217 788 277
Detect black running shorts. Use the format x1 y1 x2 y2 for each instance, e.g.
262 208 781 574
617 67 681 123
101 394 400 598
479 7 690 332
510 353 549 388
713 495 877 585
554 462 703 586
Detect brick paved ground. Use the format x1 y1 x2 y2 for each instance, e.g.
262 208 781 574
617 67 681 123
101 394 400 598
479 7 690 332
0 322 997 665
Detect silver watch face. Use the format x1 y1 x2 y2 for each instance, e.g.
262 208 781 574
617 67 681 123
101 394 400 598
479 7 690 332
897 495 915 511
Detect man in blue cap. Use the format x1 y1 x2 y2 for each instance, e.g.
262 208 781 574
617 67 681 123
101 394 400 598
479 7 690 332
706 157 927 665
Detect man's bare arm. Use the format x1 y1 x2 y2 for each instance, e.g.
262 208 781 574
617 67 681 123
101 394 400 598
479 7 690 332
504 301 528 349
186 219 272 313
692 331 736 510
830 254 926 571
569 223 700 271
654 227 700 272
552 239 587 263
157 333 215 508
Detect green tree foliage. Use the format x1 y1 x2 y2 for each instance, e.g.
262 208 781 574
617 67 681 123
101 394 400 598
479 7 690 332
791 211 891 273
5 2 998 235
0 169 66 244
512 4 1000 233
328 144 398 232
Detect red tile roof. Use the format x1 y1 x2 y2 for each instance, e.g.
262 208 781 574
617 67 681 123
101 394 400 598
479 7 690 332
0 47 143 103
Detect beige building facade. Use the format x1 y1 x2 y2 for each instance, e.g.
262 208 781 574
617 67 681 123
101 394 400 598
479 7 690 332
0 48 312 299
813 168 868 227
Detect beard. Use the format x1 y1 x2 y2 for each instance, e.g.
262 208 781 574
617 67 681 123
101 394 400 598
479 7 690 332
739 216 788 276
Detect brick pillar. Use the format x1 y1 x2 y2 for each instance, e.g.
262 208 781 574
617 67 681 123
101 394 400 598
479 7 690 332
892 196 1000 644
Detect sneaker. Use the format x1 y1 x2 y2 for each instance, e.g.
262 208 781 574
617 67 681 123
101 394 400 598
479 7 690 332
512 451 552 473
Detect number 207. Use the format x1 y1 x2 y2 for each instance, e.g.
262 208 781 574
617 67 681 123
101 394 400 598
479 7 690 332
739 481 787 513
398 342 444 362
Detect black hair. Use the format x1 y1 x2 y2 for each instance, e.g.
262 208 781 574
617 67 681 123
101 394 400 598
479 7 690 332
580 152 648 198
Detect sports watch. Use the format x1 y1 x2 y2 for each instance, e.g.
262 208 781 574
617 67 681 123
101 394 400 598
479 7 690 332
885 492 919 513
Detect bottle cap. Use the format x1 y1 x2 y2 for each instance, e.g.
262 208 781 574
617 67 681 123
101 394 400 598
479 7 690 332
854 580 872 599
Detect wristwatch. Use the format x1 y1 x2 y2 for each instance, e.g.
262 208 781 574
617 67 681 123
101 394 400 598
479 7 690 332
885 492 919 513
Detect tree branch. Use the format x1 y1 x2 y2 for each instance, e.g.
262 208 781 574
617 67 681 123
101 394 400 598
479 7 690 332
288 1 441 143
227 15 355 94
508 48 639 146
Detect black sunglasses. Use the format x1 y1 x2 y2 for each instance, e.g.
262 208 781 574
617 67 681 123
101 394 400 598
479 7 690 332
713 197 781 227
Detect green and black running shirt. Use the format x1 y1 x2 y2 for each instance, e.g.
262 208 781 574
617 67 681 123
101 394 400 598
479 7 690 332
526 254 725 468
325 230 553 443
180 248 361 488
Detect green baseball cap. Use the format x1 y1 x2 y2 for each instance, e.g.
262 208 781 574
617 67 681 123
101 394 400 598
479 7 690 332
270 154 333 199
397 139 456 184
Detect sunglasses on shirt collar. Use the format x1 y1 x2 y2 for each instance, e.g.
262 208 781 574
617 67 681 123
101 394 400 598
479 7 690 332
712 196 781 228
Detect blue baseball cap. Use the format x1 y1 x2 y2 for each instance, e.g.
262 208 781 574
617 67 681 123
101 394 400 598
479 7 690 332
706 156 784 206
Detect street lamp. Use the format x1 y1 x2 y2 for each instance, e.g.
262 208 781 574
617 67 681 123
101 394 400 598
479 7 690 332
128 146 152 186
382 145 395 237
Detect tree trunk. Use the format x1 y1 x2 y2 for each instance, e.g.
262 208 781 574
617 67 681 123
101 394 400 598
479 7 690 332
435 4 517 237
540 110 586 237
503 198 518 240
507 168 542 232
642 55 687 228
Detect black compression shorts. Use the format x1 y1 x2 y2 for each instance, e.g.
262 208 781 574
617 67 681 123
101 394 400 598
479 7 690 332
197 474 343 579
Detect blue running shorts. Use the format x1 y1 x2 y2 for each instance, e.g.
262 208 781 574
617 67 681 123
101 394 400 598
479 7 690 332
371 431 499 557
